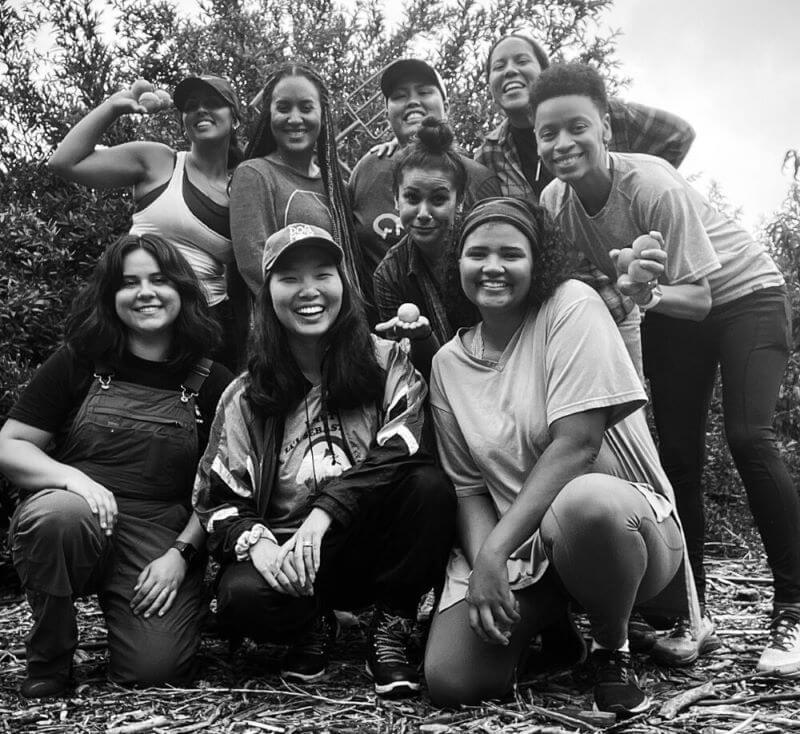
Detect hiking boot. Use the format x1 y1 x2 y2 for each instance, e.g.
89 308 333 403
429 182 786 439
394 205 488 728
20 674 71 699
757 610 800 677
590 649 650 718
628 611 657 653
365 607 420 697
651 613 721 666
281 612 338 682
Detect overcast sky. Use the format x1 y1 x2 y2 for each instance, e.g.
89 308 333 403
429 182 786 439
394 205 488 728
603 0 799 230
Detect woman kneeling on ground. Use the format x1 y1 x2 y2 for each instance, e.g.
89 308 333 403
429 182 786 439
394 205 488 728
193 223 455 697
423 198 697 717
0 234 233 698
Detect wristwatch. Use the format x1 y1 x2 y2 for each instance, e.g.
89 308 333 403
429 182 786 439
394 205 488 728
172 540 198 566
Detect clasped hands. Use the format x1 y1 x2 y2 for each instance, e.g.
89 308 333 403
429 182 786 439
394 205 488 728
609 231 668 307
464 548 521 646
250 508 333 597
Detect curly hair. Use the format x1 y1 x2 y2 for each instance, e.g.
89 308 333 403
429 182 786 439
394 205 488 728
65 234 221 369
246 254 384 418
392 116 467 202
456 197 570 310
243 61 364 294
530 62 609 118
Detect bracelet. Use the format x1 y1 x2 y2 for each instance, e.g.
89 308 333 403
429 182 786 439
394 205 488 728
638 285 663 312
234 524 277 561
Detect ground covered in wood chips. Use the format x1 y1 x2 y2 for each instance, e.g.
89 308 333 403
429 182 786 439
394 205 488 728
1 545 799 734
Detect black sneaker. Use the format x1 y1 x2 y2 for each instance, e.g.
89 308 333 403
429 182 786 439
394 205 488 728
281 612 338 683
365 608 420 697
590 649 651 718
628 611 658 653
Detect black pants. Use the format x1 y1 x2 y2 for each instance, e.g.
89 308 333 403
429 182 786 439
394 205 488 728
216 464 456 642
643 287 799 606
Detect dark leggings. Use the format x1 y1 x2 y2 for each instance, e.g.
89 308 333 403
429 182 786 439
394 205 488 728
643 287 800 606
424 475 683 707
216 464 456 641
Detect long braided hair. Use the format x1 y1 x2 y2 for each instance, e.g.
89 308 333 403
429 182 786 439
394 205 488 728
245 61 365 296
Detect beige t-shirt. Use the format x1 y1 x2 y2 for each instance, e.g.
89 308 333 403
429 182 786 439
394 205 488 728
430 280 674 610
540 153 783 306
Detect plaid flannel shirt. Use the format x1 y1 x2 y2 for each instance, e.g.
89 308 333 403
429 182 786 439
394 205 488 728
474 98 696 202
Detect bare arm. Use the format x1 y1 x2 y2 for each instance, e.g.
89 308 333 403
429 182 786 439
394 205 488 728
467 408 608 644
48 90 174 193
0 419 118 534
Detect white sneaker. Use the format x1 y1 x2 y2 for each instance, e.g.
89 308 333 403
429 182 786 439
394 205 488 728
757 611 800 677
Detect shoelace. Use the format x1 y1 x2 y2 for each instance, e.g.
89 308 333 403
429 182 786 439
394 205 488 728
372 614 412 664
668 616 693 640
295 617 333 656
768 613 800 652
593 650 633 684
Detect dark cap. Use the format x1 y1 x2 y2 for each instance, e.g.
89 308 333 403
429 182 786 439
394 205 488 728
174 75 242 118
262 224 344 276
380 59 448 103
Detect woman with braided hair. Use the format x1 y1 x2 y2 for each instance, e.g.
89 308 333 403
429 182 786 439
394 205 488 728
230 62 364 297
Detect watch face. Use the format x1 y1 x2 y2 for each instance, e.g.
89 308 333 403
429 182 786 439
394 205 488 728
174 541 197 563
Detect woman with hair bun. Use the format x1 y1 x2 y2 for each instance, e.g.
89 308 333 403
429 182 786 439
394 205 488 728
373 116 479 379
0 234 232 697
48 75 246 371
230 62 364 297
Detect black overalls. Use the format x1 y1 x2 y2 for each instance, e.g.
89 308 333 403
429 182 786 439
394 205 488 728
11 364 208 685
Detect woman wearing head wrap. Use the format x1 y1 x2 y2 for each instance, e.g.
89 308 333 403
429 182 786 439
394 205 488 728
423 197 696 718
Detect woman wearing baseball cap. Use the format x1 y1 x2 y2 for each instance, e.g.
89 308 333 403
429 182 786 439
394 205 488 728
194 223 455 697
48 74 246 371
349 58 500 278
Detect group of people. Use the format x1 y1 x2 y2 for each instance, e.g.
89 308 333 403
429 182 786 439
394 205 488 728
1 30 798 719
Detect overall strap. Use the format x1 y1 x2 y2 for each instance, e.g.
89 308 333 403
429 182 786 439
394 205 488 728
180 357 213 403
92 361 115 390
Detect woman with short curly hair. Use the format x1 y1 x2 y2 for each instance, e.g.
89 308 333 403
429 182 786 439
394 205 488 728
423 197 694 718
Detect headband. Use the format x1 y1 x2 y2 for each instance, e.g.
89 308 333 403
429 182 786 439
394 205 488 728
459 197 540 251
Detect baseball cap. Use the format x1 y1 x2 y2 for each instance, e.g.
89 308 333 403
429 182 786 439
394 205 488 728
379 59 448 104
173 75 242 118
262 224 344 276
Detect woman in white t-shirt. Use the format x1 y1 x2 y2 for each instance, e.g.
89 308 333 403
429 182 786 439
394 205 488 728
533 62 798 676
423 197 694 718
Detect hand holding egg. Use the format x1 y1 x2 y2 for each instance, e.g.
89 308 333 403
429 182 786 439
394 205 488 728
374 303 431 340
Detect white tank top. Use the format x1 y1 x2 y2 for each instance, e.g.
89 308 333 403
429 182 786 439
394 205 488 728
130 152 232 306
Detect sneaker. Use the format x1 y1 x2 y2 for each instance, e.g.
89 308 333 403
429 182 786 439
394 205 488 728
365 607 420 697
650 613 721 666
590 649 650 718
628 611 657 653
757 610 800 677
281 612 339 682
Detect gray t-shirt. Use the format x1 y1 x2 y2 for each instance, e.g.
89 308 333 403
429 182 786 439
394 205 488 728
230 158 333 294
540 153 783 306
430 280 674 609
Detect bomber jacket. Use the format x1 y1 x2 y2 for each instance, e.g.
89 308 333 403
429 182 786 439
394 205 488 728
193 336 433 562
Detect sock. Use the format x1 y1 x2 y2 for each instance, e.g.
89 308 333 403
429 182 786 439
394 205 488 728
591 638 630 653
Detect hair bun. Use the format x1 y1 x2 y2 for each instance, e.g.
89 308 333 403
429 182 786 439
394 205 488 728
414 116 454 153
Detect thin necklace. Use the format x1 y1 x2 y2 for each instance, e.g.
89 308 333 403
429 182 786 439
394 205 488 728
187 155 231 196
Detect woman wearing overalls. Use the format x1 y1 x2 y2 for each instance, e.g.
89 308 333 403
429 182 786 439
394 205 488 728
0 234 232 698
